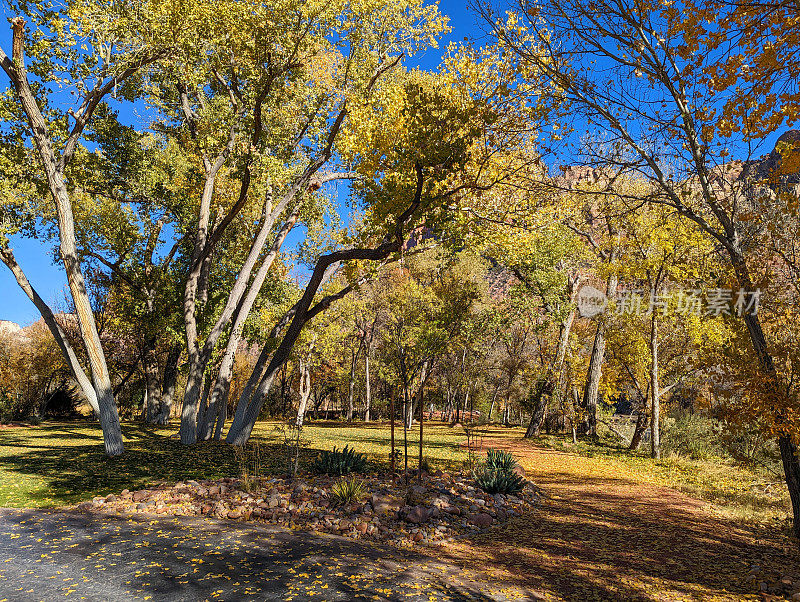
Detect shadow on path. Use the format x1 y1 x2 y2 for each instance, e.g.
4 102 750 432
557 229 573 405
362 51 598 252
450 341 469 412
435 441 799 601
0 508 525 601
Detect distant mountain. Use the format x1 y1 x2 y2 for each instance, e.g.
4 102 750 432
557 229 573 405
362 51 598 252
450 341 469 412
0 320 22 336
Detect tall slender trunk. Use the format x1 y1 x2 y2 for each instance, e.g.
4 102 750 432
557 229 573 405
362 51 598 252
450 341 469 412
730 251 800 538
364 351 372 422
295 362 311 428
390 386 396 482
488 384 499 423
157 343 181 425
418 375 424 482
0 246 99 415
581 273 617 437
649 311 660 459
142 343 162 423
347 343 360 422
570 387 580 444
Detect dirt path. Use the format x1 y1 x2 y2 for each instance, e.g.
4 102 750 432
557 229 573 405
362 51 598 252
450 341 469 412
440 440 799 601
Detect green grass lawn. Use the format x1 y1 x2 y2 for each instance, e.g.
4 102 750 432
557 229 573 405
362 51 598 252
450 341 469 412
1 419 787 529
0 420 494 508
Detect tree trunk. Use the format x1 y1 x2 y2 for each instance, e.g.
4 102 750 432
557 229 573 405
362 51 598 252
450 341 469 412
364 351 371 422
525 379 553 438
580 273 617 438
629 409 648 451
649 312 661 459
179 170 218 445
418 377 424 482
196 374 214 440
295 362 311 428
347 344 359 422
581 323 605 437
213 390 228 441
390 386 396 482
157 343 181 425
206 201 301 432
779 435 800 539
488 384 500 423
571 387 580 444
142 344 162 423
733 261 800 538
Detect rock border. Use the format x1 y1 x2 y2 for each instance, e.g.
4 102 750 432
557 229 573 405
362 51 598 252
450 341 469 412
76 469 542 548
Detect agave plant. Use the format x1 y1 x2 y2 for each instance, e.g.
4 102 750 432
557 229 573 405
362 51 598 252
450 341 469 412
485 449 518 474
313 445 368 475
330 477 366 506
475 468 525 495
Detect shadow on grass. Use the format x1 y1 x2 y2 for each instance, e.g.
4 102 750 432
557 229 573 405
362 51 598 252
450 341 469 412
1 421 452 506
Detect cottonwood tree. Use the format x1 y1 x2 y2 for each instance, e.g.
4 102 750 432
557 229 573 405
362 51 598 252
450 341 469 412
612 202 715 457
136 0 450 445
222 38 536 445
479 0 800 535
0 2 179 454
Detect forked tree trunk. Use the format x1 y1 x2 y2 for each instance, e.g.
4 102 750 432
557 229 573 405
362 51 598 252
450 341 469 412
205 201 301 434
525 276 578 438
1 21 123 455
226 165 426 445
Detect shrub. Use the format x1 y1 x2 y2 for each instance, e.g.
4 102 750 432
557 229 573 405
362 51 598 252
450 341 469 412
661 414 726 461
42 386 81 418
313 445 367 475
485 449 518 473
233 442 264 492
330 477 365 506
0 389 35 423
475 468 525 495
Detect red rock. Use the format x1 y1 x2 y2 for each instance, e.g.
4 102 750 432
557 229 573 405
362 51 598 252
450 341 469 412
132 490 151 502
469 513 493 528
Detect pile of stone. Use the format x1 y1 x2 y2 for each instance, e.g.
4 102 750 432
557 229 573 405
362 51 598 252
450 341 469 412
76 469 542 547
747 564 800 601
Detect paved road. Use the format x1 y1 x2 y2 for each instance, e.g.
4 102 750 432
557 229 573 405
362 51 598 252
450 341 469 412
0 509 523 601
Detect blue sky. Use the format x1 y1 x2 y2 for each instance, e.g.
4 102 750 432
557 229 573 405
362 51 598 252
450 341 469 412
0 1 485 326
